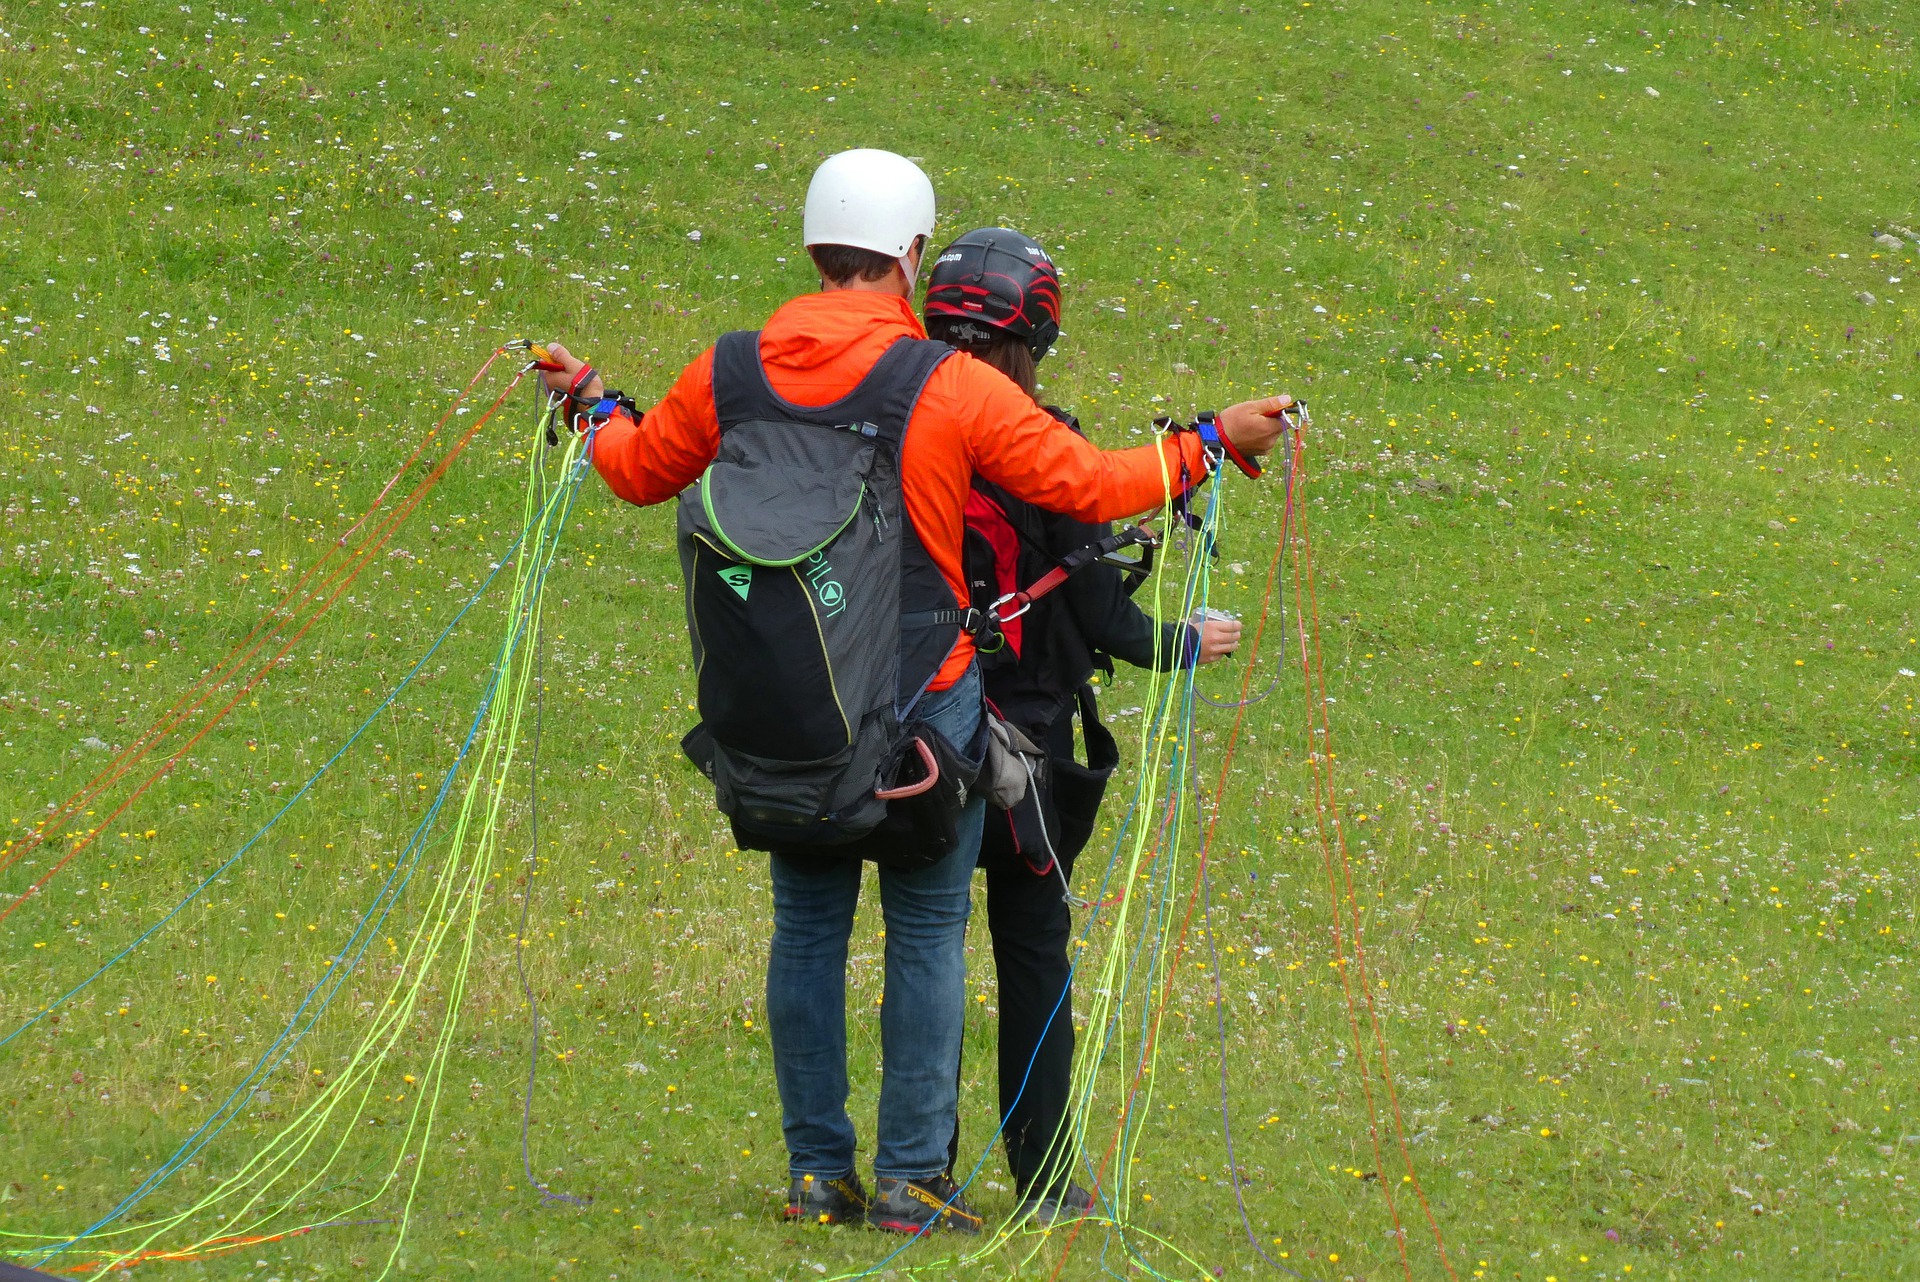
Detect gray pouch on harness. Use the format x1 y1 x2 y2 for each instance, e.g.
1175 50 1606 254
980 712 1060 875
980 713 1047 810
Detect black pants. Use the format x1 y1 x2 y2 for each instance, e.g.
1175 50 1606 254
981 839 1077 1194
953 712 1082 1196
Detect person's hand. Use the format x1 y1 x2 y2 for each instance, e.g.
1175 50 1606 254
1193 614 1241 665
1217 395 1298 460
538 342 604 403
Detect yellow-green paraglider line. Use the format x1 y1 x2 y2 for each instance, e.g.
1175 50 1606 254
9 394 596 1277
838 440 1233 1282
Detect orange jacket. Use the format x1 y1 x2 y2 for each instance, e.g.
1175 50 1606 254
592 290 1210 689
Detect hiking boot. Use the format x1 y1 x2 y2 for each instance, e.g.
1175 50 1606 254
784 1171 869 1225
865 1174 984 1236
1016 1183 1095 1227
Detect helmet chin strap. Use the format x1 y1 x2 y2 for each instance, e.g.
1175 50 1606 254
948 321 997 347
896 238 926 295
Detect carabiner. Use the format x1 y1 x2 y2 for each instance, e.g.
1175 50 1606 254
507 338 566 372
875 737 941 801
989 591 1032 623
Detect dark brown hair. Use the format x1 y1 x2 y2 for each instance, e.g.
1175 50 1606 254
925 317 1038 401
809 235 927 286
809 243 898 285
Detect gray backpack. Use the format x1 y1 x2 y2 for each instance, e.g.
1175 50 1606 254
676 331 984 864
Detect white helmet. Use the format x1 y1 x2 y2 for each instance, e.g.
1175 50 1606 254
802 149 937 261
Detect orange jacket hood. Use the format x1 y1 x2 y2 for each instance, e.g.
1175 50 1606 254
755 291 929 405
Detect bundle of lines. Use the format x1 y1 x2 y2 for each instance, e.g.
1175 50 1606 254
1 360 592 1276
4 363 1452 1280
0 350 528 926
849 421 1456 1281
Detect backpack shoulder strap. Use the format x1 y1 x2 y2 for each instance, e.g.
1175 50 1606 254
709 330 768 432
710 331 950 440
862 338 952 445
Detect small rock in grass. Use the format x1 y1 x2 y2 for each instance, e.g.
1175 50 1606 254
1856 291 1877 306
1874 233 1905 250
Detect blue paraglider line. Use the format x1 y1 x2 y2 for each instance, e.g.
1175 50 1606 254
33 450 593 1260
0 528 530 1055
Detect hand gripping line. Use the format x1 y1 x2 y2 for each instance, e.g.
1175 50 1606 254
6 360 597 1277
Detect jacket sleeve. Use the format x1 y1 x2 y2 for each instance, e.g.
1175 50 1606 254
951 357 1212 523
1053 515 1195 672
589 347 721 507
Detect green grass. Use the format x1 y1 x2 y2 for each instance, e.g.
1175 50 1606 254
2 0 1918 1277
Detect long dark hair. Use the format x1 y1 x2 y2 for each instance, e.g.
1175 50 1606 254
925 317 1038 402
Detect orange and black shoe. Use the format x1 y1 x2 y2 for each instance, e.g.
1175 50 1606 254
865 1174 983 1236
784 1171 869 1226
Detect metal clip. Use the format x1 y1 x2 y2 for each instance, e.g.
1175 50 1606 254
989 591 1033 623
507 338 565 372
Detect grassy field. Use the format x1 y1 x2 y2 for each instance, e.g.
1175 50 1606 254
2 0 1918 1278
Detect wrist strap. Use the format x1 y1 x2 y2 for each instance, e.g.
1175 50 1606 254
566 393 637 436
1197 410 1262 480
566 364 598 403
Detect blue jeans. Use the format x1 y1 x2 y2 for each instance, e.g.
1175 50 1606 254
765 667 986 1180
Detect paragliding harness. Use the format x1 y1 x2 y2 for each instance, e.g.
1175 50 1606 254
932 518 1158 663
958 404 1290 880
956 411 1165 880
675 331 987 870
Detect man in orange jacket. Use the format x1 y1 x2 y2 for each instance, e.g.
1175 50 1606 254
538 149 1294 1234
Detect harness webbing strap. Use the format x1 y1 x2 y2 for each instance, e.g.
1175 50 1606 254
989 524 1157 625
915 523 1158 650
901 606 989 632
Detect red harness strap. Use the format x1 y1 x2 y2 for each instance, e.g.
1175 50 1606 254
988 524 1157 625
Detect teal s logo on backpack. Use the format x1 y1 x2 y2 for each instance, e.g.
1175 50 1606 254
804 551 846 617
717 564 753 600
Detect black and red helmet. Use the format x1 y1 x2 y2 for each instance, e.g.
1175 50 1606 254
923 227 1063 362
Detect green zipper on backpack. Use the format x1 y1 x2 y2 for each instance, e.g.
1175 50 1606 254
699 471 870 568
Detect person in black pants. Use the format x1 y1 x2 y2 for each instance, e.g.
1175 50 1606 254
923 228 1241 1222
